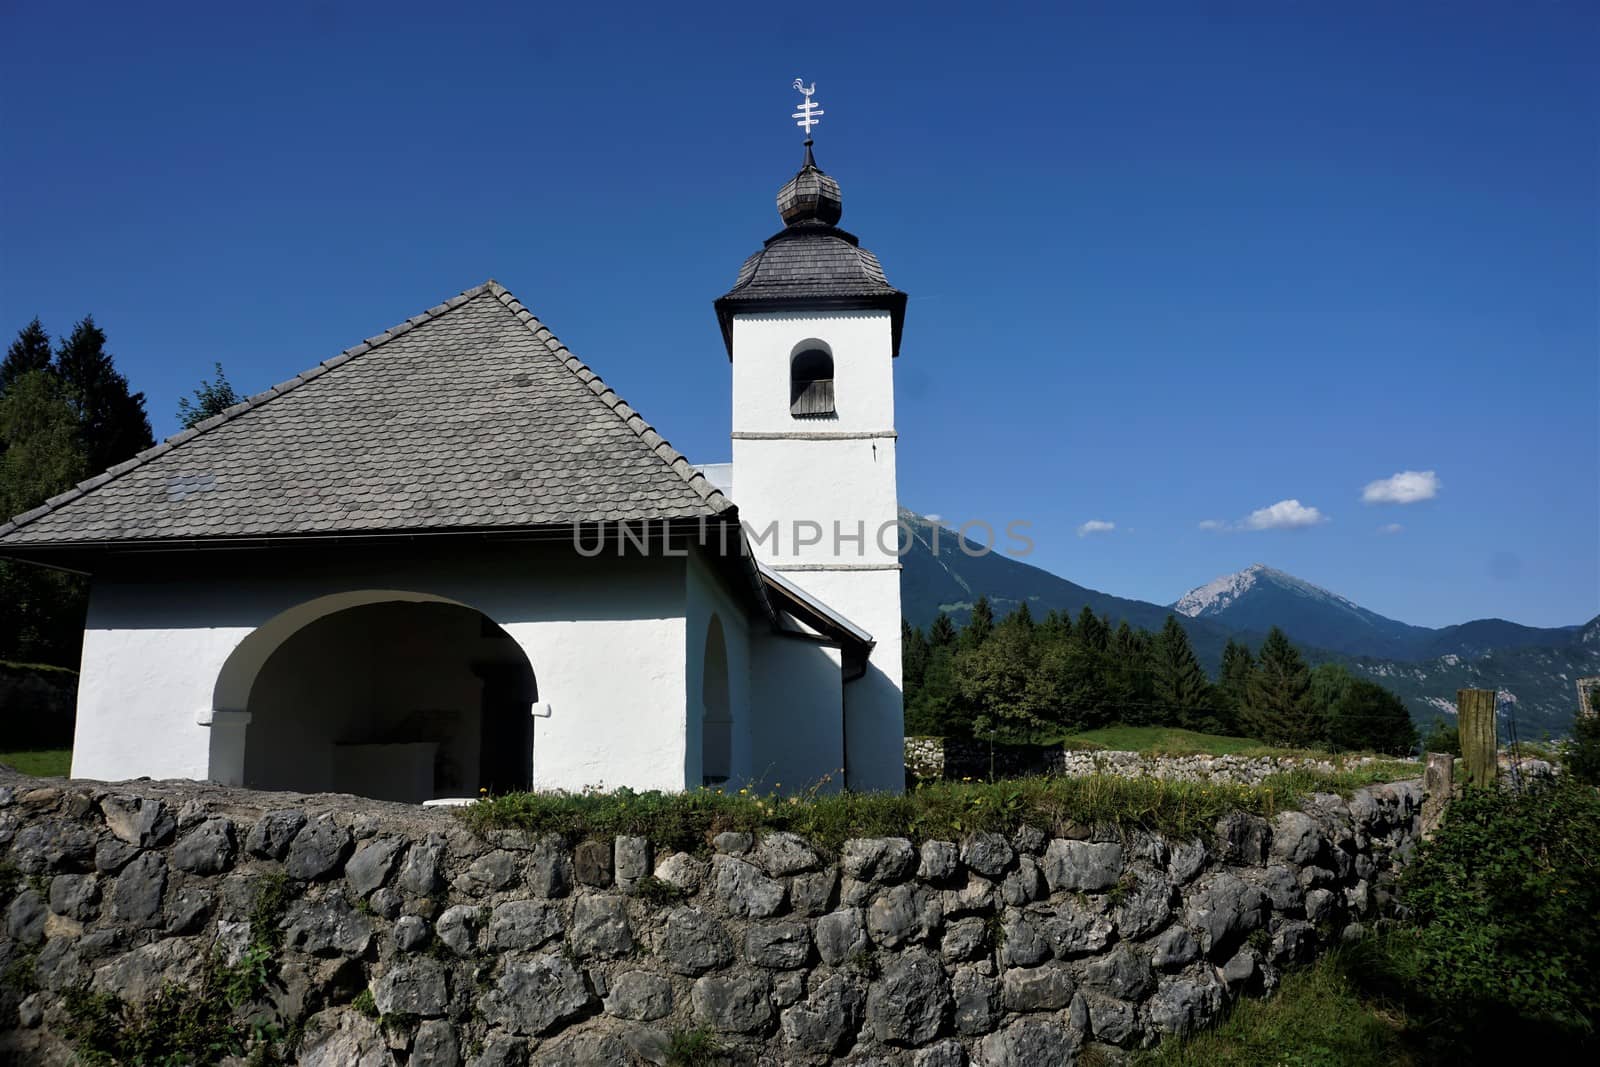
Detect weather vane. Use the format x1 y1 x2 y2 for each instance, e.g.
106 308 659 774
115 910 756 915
791 78 824 141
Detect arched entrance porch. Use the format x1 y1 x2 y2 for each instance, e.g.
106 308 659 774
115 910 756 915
209 591 536 802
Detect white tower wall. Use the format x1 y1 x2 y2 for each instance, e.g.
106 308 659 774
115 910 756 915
729 309 904 792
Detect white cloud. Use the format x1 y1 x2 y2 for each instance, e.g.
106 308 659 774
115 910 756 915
1198 519 1227 532
1077 519 1116 537
1362 470 1441 505
1378 522 1404 535
1241 499 1328 531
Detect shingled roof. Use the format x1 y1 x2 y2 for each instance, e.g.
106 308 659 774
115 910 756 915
714 148 906 358
0 282 732 548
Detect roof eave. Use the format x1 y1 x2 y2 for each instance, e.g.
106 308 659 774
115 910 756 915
0 515 729 566
712 290 908 360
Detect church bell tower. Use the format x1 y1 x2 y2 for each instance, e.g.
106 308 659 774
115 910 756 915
714 82 907 792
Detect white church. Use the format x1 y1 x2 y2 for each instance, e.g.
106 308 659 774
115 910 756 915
0 105 912 801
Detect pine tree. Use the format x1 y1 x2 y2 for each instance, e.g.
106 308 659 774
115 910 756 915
914 644 965 736
928 613 958 648
0 369 90 664
1037 609 1071 644
1074 607 1108 651
1217 639 1255 733
963 596 995 648
1244 627 1320 745
902 620 930 695
1328 679 1418 755
1059 608 1112 727
52 316 154 476
1153 615 1216 729
1 319 53 396
1308 663 1354 727
0 371 86 517
177 362 241 429
1008 602 1035 634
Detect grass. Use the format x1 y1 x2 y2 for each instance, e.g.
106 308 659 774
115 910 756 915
1066 726 1268 756
461 766 1418 853
1136 944 1419 1067
0 748 70 777
1063 725 1410 763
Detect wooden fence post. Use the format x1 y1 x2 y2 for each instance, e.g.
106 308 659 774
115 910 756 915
1458 688 1498 789
1422 751 1454 838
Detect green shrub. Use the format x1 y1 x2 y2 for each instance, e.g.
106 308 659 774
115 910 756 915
666 1026 723 1066
1565 712 1600 786
1419 718 1460 756
60 873 297 1064
1135 943 1414 1066
1400 776 1600 1043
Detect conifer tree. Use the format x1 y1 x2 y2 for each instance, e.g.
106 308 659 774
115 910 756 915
0 369 89 664
52 316 153 476
1244 627 1320 745
1074 607 1108 651
1037 609 1071 644
1105 622 1150 723
1008 601 1035 634
0 372 85 517
914 644 965 735
1217 639 1255 732
902 620 929 695
928 613 958 648
1 319 52 396
963 596 995 648
1153 614 1216 729
1328 679 1418 755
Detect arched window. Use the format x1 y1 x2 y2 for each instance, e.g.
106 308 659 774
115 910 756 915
790 343 835 417
702 614 732 786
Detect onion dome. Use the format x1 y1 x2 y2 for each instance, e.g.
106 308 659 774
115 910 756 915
776 143 843 226
714 145 907 359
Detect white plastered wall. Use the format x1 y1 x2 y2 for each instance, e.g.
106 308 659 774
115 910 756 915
72 545 692 794
684 551 753 788
747 630 844 794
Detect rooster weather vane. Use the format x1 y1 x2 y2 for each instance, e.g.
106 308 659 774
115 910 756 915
791 78 824 141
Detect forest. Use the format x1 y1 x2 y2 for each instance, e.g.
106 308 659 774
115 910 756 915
902 596 1419 754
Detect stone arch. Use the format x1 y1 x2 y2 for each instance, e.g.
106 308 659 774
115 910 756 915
208 590 536 801
701 613 732 786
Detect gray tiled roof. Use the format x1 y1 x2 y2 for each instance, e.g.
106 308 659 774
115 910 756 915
0 282 732 547
723 220 898 302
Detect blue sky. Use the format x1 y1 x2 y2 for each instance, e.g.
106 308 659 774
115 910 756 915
2 2 1594 629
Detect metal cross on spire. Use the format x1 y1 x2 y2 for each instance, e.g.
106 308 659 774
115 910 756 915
791 78 824 141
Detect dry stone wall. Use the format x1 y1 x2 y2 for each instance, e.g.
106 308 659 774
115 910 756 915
0 771 1422 1066
905 736 1412 787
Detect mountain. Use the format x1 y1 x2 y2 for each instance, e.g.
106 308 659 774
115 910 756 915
1172 563 1429 658
1172 564 1582 662
898 509 1237 665
1341 618 1600 739
899 511 1597 736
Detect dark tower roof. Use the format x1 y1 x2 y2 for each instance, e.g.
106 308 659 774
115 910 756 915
714 145 907 359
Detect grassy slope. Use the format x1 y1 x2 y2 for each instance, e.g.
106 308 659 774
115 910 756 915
0 749 70 776
1062 725 1395 763
1067 726 1266 755
0 751 71 777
